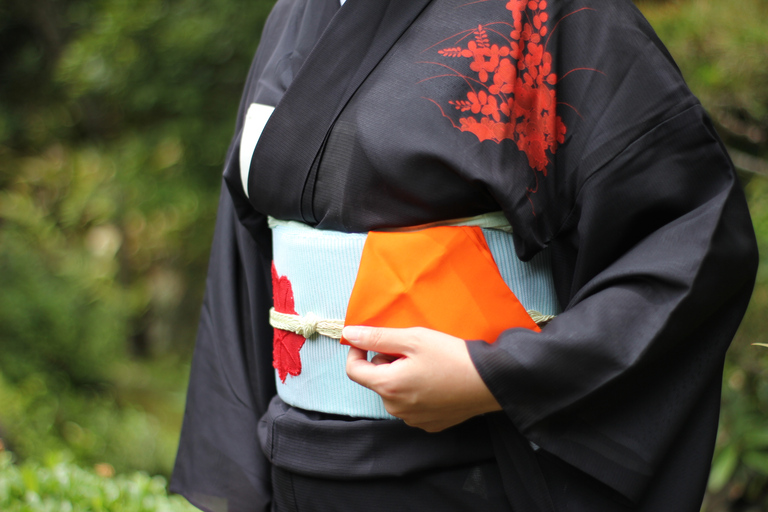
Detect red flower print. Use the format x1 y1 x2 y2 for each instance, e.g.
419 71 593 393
506 0 526 13
488 58 516 95
471 91 501 120
271 262 305 383
419 0 598 180
518 120 549 172
461 26 511 83
438 46 465 58
459 116 499 142
419 1 603 210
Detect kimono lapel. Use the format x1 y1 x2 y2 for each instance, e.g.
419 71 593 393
247 0 433 222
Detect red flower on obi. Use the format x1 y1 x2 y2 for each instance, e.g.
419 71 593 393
272 262 305 382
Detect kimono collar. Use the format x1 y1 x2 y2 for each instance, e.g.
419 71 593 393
246 0 433 222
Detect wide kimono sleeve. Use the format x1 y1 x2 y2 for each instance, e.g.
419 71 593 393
168 16 279 512
466 4 759 509
470 98 758 509
169 183 275 512
169 1 345 509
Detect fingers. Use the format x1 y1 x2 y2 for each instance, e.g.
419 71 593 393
371 353 399 365
342 326 414 355
346 345 369 364
344 325 498 432
345 329 408 394
346 345 389 390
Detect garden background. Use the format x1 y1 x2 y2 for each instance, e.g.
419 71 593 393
0 0 766 510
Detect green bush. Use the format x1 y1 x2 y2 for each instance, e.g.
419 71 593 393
0 450 196 512
638 0 768 123
0 0 274 478
0 370 179 478
0 226 129 387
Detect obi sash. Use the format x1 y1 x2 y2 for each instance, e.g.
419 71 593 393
269 214 560 419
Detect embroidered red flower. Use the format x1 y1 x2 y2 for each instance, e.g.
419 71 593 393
271 262 305 382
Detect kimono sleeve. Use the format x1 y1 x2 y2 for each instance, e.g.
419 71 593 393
170 2 344 509
169 26 278 512
169 183 275 512
469 103 758 506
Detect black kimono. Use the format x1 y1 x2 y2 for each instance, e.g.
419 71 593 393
170 0 759 511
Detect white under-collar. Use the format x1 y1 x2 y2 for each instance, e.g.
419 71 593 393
340 0 346 5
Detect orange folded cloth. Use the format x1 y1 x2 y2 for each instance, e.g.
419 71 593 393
342 225 539 345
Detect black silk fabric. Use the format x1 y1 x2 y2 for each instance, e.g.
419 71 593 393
170 0 759 511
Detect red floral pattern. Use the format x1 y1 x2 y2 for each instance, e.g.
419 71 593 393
423 0 571 175
271 262 305 382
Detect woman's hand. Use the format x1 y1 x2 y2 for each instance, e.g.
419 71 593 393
344 325 502 432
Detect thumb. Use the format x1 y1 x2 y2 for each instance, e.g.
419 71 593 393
342 326 413 355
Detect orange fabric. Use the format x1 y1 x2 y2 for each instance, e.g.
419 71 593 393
342 226 540 345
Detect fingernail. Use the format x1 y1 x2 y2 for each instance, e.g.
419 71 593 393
342 326 363 341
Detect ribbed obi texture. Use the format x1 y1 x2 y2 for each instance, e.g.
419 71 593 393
270 218 560 419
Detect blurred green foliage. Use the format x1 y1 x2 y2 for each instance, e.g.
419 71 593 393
0 0 276 483
0 0 766 510
638 0 768 166
0 364 185 477
640 0 768 122
0 449 196 511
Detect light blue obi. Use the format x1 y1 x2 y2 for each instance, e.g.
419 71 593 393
270 214 560 419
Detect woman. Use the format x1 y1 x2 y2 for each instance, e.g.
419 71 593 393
171 0 758 510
